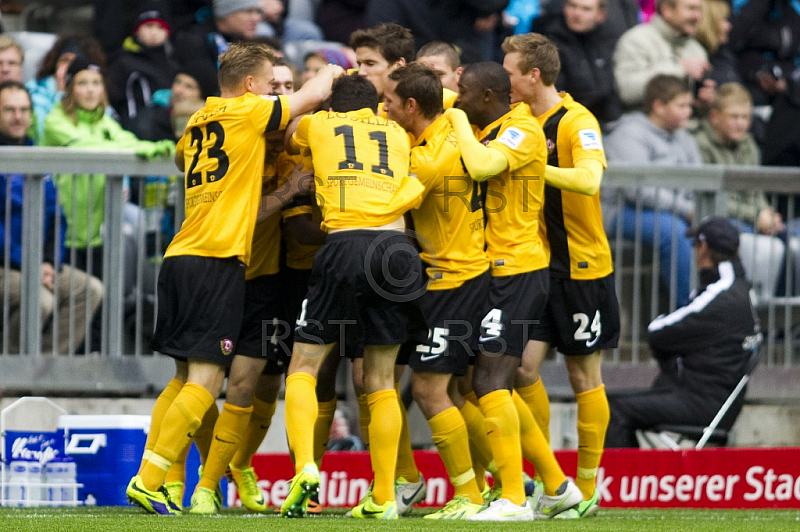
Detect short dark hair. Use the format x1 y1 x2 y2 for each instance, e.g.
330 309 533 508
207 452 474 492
644 74 692 112
461 62 511 104
330 74 379 113
349 23 415 65
388 63 443 119
0 80 29 97
416 41 461 70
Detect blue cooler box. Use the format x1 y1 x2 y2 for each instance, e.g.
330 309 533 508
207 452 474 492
58 415 149 506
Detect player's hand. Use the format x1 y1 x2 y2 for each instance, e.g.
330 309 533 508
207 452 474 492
321 64 345 80
443 107 467 124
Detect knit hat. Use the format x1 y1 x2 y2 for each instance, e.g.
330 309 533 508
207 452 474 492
64 56 103 87
685 217 740 255
133 6 171 35
213 0 261 18
179 61 219 99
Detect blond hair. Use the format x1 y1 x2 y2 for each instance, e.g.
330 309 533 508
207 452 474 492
712 82 752 111
217 42 275 91
0 35 23 60
501 33 560 86
696 0 730 54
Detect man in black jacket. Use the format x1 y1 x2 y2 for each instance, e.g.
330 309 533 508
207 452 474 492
542 0 622 127
606 217 759 447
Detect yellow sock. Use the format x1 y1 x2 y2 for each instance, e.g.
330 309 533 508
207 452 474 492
139 378 182 473
141 383 214 491
395 386 419 483
165 441 191 484
198 402 253 491
314 397 338 467
193 400 219 465
575 384 609 500
478 390 524 505
231 397 276 470
463 391 479 406
512 390 565 496
516 380 550 443
459 400 494 481
429 407 483 503
367 389 401 505
285 373 318 473
357 394 370 449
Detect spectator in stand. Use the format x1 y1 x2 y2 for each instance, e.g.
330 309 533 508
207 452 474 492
107 2 179 141
532 0 639 42
0 81 103 355
728 0 800 107
606 217 759 447
692 82 782 235
168 62 219 139
365 0 508 64
695 0 740 87
255 0 325 43
25 35 107 144
415 41 462 93
542 0 623 128
613 0 711 110
0 35 24 83
41 57 175 286
604 75 702 306
173 0 263 94
316 0 368 45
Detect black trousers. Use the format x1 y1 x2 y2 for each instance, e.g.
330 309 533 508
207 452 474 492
606 387 716 448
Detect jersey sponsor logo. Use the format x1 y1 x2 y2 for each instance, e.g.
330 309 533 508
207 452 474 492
221 338 234 356
578 129 603 150
496 127 525 150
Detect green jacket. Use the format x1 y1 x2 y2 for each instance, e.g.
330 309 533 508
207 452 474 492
692 118 767 225
42 103 157 248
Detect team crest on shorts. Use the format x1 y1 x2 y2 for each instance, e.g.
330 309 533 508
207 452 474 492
220 339 233 356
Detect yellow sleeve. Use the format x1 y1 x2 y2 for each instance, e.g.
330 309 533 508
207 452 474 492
544 159 605 196
444 108 508 181
565 112 607 167
486 114 542 173
254 94 291 133
442 88 458 110
409 147 439 192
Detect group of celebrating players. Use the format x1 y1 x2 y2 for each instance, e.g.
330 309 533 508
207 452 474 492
124 20 620 522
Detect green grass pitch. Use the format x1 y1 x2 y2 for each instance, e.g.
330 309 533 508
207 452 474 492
0 506 798 531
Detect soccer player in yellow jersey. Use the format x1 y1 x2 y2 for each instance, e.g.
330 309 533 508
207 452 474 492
416 41 463 94
502 33 620 519
126 42 343 515
280 74 425 520
444 62 582 521
382 63 488 520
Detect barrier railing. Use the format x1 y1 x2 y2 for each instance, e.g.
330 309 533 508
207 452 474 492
1 148 799 394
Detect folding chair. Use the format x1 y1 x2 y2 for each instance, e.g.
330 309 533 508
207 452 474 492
646 345 762 449
642 287 763 450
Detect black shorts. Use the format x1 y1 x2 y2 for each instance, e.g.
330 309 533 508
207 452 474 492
151 255 245 366
294 230 427 350
235 274 290 375
529 273 620 355
401 271 490 376
478 269 550 358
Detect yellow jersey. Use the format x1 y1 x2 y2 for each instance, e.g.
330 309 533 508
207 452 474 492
279 151 322 271
410 114 489 290
535 93 612 280
292 108 423 231
478 103 549 277
246 152 300 280
167 93 290 264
